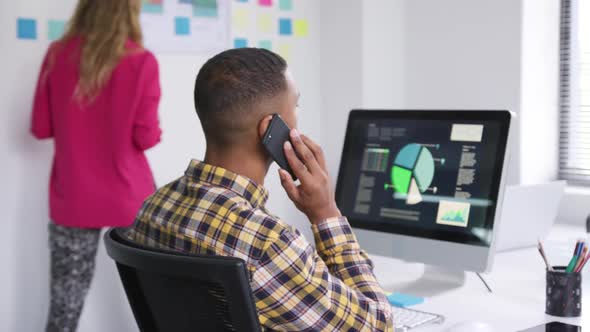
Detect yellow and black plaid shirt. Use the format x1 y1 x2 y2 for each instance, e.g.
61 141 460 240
127 160 393 331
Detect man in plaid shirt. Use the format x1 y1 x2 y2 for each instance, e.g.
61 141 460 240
127 48 393 331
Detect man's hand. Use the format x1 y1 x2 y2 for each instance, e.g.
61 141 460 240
278 129 341 225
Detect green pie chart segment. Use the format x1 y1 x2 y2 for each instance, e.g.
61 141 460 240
391 144 435 194
392 166 412 194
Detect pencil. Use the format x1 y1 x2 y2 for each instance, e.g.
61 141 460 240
574 246 588 272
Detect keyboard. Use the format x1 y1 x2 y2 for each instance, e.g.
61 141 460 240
391 306 444 331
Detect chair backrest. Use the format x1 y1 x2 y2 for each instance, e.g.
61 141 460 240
103 228 261 332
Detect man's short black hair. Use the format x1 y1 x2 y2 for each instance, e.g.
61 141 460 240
194 48 288 144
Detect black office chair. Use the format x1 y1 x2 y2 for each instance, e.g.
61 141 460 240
103 228 262 332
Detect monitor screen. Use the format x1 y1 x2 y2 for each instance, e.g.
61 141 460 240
335 110 511 247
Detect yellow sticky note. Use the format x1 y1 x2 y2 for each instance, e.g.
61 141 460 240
233 9 249 31
294 19 308 37
277 43 290 60
257 14 273 33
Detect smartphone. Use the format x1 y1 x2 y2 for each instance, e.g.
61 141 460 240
262 114 297 180
519 322 581 332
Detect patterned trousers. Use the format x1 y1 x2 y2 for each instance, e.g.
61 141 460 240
45 223 101 332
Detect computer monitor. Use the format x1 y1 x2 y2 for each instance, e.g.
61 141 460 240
335 110 513 276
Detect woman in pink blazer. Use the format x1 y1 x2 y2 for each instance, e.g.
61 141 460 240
30 0 161 330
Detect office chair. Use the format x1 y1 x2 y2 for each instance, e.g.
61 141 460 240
103 228 262 332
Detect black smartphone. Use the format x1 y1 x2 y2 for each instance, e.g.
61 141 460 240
262 114 297 180
519 322 581 332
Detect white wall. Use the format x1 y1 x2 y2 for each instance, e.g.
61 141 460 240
319 0 363 179
361 0 406 109
0 1 321 331
519 0 560 185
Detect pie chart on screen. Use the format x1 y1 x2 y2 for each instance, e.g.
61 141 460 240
389 143 435 205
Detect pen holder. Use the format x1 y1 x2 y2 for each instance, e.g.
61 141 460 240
546 266 582 317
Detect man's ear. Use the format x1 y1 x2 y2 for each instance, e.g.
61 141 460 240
258 114 274 140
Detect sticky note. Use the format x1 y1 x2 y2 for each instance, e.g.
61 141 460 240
48 20 66 41
258 0 272 6
193 0 219 17
236 0 248 2
257 14 272 32
276 43 290 60
294 19 309 37
142 3 164 14
387 293 424 308
232 9 249 30
175 17 190 35
278 18 292 35
258 40 272 50
234 38 248 48
17 18 37 40
194 7 218 17
279 0 292 10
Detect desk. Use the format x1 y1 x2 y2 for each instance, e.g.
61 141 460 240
372 224 589 331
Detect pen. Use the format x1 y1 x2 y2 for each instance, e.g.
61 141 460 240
576 240 584 255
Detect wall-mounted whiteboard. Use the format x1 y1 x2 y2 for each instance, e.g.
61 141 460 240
141 0 231 54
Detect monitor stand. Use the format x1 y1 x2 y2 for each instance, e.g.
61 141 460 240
392 265 466 297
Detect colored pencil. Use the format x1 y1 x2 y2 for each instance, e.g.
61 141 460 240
565 241 581 273
574 246 588 272
575 250 590 273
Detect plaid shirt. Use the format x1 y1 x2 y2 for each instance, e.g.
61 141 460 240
127 160 393 331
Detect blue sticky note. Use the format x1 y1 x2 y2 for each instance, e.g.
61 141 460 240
387 293 424 307
142 3 164 14
278 18 292 35
48 20 66 41
279 0 292 10
17 18 37 40
175 17 190 35
258 40 272 50
234 38 248 48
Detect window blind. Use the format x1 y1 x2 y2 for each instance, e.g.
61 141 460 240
559 0 590 185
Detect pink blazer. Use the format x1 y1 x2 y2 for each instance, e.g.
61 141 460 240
31 37 162 228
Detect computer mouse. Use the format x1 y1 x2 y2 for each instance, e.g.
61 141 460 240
445 320 496 332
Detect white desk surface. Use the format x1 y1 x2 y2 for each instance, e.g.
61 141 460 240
372 224 589 331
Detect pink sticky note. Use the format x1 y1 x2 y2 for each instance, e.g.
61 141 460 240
259 0 272 6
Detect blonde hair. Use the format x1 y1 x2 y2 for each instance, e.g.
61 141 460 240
61 0 143 100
